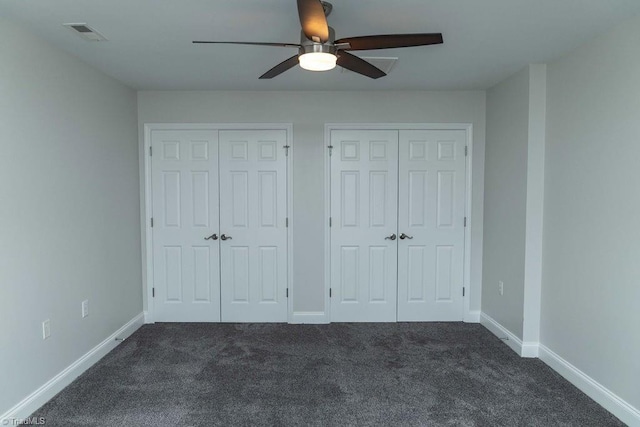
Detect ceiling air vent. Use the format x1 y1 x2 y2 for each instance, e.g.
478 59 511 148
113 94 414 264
340 57 397 75
63 23 107 41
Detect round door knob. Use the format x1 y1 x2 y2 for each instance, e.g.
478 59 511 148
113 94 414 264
220 234 232 241
385 234 397 241
204 233 218 240
399 233 413 240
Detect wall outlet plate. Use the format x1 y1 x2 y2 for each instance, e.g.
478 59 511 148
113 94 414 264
82 300 89 318
42 319 51 340
498 280 504 296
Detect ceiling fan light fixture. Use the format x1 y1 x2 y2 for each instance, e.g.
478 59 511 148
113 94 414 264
298 52 337 71
195 1 444 79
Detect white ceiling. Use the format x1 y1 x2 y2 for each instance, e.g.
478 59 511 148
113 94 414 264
3 0 640 91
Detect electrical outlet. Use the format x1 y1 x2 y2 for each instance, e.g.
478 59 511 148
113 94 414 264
82 300 89 318
498 280 504 296
42 319 51 340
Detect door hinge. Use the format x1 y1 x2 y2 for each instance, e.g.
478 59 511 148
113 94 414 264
152 288 155 298
329 217 332 227
328 145 333 156
329 288 332 298
151 217 154 227
149 146 153 156
286 217 289 228
463 287 465 297
465 146 468 157
286 288 289 298
283 145 290 156
464 217 467 227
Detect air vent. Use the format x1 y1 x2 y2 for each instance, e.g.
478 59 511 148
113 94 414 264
340 57 397 75
63 23 107 41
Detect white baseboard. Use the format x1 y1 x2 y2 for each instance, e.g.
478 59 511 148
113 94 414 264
143 310 154 324
1 312 144 423
289 310 480 324
480 312 538 358
539 345 640 427
521 341 540 358
289 311 329 324
464 310 481 323
481 314 638 424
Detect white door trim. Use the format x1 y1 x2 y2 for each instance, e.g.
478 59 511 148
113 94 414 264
324 123 474 323
142 123 293 323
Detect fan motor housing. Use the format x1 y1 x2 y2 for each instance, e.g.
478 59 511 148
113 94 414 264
299 27 336 55
299 43 337 56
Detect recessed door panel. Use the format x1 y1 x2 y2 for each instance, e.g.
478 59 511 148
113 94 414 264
436 245 454 301
340 246 359 302
408 171 427 227
369 172 388 227
231 246 250 302
341 172 360 227
259 246 278 302
163 172 181 227
407 245 426 302
369 246 387 302
192 172 209 227
151 130 221 322
259 172 277 227
231 172 249 227
193 246 211 302
437 171 455 228
164 246 182 302
330 130 398 322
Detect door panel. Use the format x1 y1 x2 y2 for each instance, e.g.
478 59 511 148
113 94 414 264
219 130 288 322
330 130 399 322
151 130 221 322
397 130 466 321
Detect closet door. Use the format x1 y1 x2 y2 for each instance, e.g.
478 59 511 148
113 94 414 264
151 130 221 322
330 130 399 322
218 130 288 322
397 130 466 321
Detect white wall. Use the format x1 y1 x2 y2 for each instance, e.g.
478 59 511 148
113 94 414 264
482 64 546 349
483 67 530 338
0 18 141 414
542 15 640 412
137 90 486 316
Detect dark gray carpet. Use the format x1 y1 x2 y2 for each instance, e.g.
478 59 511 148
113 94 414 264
32 323 623 426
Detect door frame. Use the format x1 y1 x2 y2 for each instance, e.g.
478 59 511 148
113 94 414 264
324 123 475 322
142 123 294 323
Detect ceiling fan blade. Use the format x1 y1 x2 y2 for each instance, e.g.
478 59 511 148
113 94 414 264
335 33 443 51
259 55 300 79
297 0 329 43
336 51 386 79
193 41 301 48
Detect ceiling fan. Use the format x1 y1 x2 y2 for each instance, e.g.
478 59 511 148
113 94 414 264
193 0 443 79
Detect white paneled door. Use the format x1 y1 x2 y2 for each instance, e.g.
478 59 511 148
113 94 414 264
329 127 467 322
151 130 221 322
330 130 399 322
151 127 289 323
397 130 467 321
219 130 288 322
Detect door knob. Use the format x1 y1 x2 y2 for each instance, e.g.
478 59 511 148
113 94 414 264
385 233 397 241
204 233 218 240
220 234 232 241
399 233 413 240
